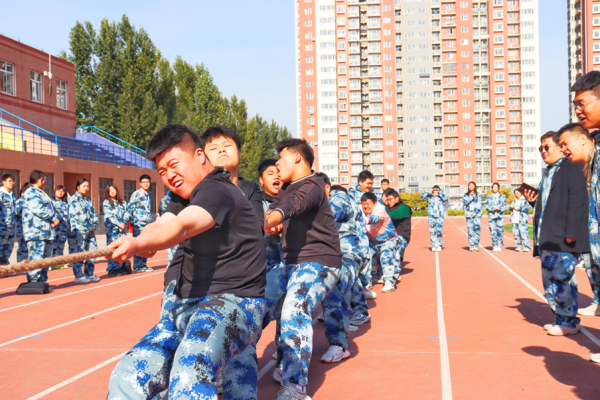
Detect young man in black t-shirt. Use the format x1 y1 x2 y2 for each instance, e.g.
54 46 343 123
264 139 342 400
106 124 267 400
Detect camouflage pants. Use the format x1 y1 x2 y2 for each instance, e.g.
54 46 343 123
513 222 531 250
489 218 505 248
372 240 398 285
0 231 15 265
106 229 127 271
69 231 97 278
159 279 177 320
428 216 444 247
108 293 266 400
394 236 408 274
132 223 148 269
351 256 370 318
322 257 357 350
16 237 28 262
26 240 53 282
582 253 600 304
540 250 580 328
167 245 178 266
466 217 481 247
52 230 68 258
264 262 338 386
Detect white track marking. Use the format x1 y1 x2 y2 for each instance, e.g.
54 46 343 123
0 292 162 348
448 218 600 349
435 251 453 400
412 218 421 229
26 352 127 399
0 256 168 293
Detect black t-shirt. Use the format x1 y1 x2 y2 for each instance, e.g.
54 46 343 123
164 167 266 298
238 177 264 230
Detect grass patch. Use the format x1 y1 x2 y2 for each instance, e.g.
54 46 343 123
504 223 534 238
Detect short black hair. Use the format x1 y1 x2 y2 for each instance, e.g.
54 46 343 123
257 159 277 177
358 170 374 182
331 185 348 193
432 185 441 190
492 182 500 190
29 170 45 184
361 192 378 203
276 139 315 167
146 123 202 162
139 174 151 182
557 122 591 140
540 130 559 145
200 126 241 151
571 71 600 96
1 173 14 182
75 178 89 190
315 172 331 187
381 178 390 184
384 188 399 198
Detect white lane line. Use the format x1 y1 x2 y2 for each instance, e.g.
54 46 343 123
435 251 453 400
0 292 162 348
448 218 600 349
26 351 127 400
412 218 421 229
0 348 130 352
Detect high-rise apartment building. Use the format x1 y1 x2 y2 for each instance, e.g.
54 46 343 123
295 0 540 200
568 0 600 119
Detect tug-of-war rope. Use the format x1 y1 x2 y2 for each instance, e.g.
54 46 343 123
0 249 114 278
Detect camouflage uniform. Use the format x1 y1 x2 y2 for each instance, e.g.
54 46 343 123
51 198 69 257
68 192 99 278
0 186 16 264
586 146 600 308
108 294 266 400
463 193 482 247
103 198 131 272
22 186 57 282
510 197 531 251
15 198 28 262
421 190 448 247
485 193 508 249
128 188 152 269
582 253 600 306
159 191 178 266
349 200 371 318
364 202 399 285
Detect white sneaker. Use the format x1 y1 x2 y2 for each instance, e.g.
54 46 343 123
272 351 278 360
349 324 359 332
74 277 91 284
277 384 311 400
381 282 396 293
437 246 442 252
393 272 401 280
317 312 324 322
273 367 283 384
350 313 371 325
578 303 600 316
366 282 373 290
321 345 351 363
493 247 500 252
431 247 437 252
590 354 600 363
88 275 100 282
364 290 377 299
515 248 523 252
543 323 555 331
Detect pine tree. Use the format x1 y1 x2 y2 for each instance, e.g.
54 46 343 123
66 21 97 126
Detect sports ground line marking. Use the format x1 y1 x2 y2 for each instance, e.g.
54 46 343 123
447 218 600 349
0 292 162 348
435 251 453 400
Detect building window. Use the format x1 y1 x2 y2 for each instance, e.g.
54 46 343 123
594 17 600 26
30 71 43 103
57 80 67 110
43 173 54 197
0 60 15 96
98 178 113 214
124 180 136 203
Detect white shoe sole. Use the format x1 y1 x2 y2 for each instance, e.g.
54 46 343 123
273 368 283 383
350 314 371 326
321 349 351 363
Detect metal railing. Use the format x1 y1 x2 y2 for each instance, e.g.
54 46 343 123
77 126 147 159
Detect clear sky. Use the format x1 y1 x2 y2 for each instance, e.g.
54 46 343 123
1 0 567 136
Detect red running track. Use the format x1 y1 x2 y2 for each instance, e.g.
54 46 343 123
1 217 600 399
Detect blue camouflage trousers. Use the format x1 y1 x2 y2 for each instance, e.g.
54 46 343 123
108 293 266 400
26 240 53 282
322 257 358 350
132 224 148 269
582 253 600 304
0 231 15 265
167 245 178 266
351 257 371 317
17 237 28 262
489 217 505 248
106 230 127 271
160 279 177 320
466 217 481 247
428 216 444 247
69 231 97 278
52 230 68 258
513 222 531 250
540 250 580 328
394 236 408 274
372 240 398 285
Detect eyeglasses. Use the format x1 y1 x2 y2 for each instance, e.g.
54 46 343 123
574 97 600 111
538 144 557 153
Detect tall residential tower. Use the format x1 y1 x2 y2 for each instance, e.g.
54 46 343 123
295 0 540 199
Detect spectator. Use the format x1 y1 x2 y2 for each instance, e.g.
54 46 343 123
463 182 482 252
484 183 508 252
421 185 448 252
510 189 531 252
0 173 16 265
127 175 153 273
159 190 178 267
379 179 390 204
103 185 131 277
50 185 70 268
14 183 30 263
384 188 412 271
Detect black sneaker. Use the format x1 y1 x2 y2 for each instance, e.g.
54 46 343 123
107 269 123 277
120 260 132 275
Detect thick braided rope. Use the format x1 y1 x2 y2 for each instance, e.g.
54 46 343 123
0 249 114 278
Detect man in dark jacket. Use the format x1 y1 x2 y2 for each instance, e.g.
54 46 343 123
523 130 590 336
384 188 412 267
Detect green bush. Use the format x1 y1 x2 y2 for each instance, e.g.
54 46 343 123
412 210 428 217
447 209 465 216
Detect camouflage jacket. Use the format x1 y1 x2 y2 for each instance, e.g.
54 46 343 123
485 193 508 220
350 200 370 259
421 190 448 218
22 186 58 241
103 198 130 234
0 186 16 234
159 191 171 216
51 198 70 232
510 197 531 224
347 184 372 207
128 188 152 226
69 192 99 234
15 198 25 239
330 189 365 260
462 193 483 219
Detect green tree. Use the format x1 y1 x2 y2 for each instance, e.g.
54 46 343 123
66 21 97 126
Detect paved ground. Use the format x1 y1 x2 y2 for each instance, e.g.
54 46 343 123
1 216 599 399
